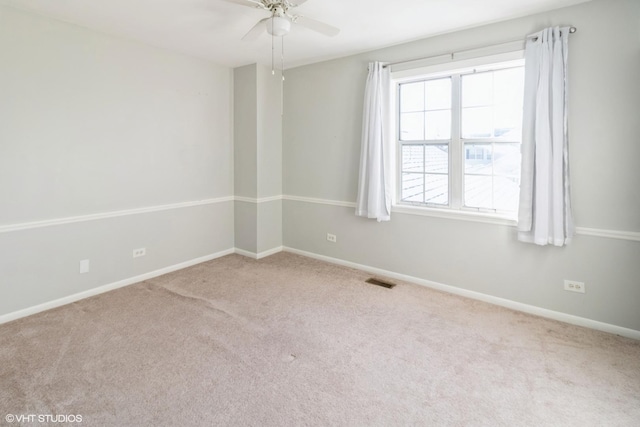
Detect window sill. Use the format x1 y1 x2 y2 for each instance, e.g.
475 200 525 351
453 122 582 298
391 204 517 227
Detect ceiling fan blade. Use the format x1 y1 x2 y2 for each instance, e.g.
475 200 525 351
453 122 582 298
294 15 340 37
220 0 267 10
242 17 269 41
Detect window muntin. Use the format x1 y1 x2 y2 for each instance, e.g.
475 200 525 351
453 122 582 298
395 60 524 216
399 77 452 141
400 144 449 205
463 142 521 212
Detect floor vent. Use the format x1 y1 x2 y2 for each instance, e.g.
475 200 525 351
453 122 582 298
365 278 396 289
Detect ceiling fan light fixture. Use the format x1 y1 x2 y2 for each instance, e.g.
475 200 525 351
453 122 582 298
266 16 291 37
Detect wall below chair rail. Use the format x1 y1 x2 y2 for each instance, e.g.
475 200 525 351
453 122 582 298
283 200 640 332
0 202 234 317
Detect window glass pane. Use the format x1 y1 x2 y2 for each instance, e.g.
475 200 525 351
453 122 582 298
462 73 492 107
494 68 524 139
493 105 522 139
462 68 524 140
402 145 424 172
425 110 451 140
494 68 524 106
401 173 424 202
493 143 521 177
425 145 448 173
464 143 492 175
425 78 451 110
400 81 424 112
461 107 492 138
400 112 424 141
464 175 493 209
464 143 520 212
425 175 448 205
493 176 520 212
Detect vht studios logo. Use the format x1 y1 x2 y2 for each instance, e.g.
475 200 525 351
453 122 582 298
5 414 83 423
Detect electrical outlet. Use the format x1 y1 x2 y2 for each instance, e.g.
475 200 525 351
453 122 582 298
327 233 337 243
79 259 90 274
564 280 585 294
133 248 146 258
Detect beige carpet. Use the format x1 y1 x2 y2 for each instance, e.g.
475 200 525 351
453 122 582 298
1 252 639 426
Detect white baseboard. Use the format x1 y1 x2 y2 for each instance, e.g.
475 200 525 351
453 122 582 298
0 248 235 325
283 246 640 341
4 245 637 341
234 246 283 260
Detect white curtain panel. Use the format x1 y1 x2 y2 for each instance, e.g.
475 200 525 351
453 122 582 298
356 62 391 222
518 27 574 246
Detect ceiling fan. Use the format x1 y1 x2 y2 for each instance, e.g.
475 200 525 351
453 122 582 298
222 0 340 40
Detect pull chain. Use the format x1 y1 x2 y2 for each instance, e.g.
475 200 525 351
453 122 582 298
280 36 284 116
271 17 275 75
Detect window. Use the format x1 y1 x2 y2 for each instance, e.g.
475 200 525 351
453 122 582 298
395 58 525 216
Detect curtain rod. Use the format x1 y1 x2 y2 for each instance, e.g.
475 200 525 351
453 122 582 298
383 26 577 69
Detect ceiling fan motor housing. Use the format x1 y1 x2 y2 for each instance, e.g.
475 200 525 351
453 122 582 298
234 0 339 40
266 16 291 36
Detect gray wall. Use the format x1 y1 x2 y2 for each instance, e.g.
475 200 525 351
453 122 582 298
0 6 234 317
282 0 640 331
234 64 282 255
234 64 259 200
256 64 283 253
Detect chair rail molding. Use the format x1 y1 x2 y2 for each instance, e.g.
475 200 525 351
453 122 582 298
0 196 235 234
2 194 637 242
282 195 640 242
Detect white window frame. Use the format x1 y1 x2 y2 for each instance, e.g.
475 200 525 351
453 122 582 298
390 51 525 223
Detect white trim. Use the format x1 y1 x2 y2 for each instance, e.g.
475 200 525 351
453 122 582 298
283 195 357 208
574 227 640 242
257 195 283 203
3 194 636 243
0 248 235 325
3 243 637 340
283 194 518 226
392 204 517 226
284 195 639 241
234 246 283 260
234 248 257 258
234 196 257 204
392 50 525 78
283 246 640 341
392 58 525 218
0 197 234 234
234 195 283 204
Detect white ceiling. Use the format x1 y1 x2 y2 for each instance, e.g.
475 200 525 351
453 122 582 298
1 0 590 69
